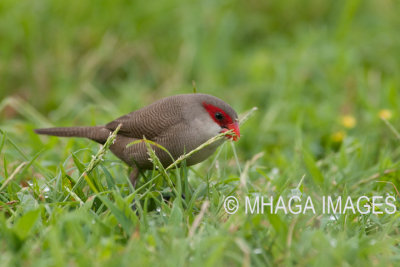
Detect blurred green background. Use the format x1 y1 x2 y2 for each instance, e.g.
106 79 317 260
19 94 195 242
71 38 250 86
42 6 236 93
1 0 400 266
1 0 399 158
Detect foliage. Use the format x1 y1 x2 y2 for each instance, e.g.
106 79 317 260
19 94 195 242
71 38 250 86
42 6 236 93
1 0 400 266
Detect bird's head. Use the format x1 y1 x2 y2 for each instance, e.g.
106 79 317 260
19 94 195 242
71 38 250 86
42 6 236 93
202 101 240 141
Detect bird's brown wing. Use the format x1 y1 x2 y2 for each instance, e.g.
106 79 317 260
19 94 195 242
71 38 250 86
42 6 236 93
105 95 185 140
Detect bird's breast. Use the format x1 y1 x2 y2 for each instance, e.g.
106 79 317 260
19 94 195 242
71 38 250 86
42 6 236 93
155 120 222 166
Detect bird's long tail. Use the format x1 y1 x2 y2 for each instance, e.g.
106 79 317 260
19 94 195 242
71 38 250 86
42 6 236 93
34 126 112 144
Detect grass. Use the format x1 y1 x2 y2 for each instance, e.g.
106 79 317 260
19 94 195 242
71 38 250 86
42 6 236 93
1 0 400 266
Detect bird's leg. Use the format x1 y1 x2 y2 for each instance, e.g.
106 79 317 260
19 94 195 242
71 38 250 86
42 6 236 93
129 166 139 188
128 167 140 212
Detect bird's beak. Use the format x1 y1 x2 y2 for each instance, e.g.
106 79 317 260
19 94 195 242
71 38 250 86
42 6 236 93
223 122 240 141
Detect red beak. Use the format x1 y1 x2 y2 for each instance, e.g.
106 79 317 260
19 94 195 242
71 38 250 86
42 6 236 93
224 122 240 141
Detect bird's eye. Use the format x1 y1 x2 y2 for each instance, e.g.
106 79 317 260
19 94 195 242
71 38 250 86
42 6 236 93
215 112 224 120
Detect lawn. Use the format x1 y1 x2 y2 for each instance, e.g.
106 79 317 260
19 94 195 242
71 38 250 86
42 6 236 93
1 0 400 266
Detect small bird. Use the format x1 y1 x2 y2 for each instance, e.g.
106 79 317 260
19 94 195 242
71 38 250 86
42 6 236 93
35 94 240 187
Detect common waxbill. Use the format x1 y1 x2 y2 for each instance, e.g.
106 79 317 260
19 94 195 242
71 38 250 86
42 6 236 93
35 94 240 187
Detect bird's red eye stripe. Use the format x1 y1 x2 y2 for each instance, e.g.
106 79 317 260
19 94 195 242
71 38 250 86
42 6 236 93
202 102 233 125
